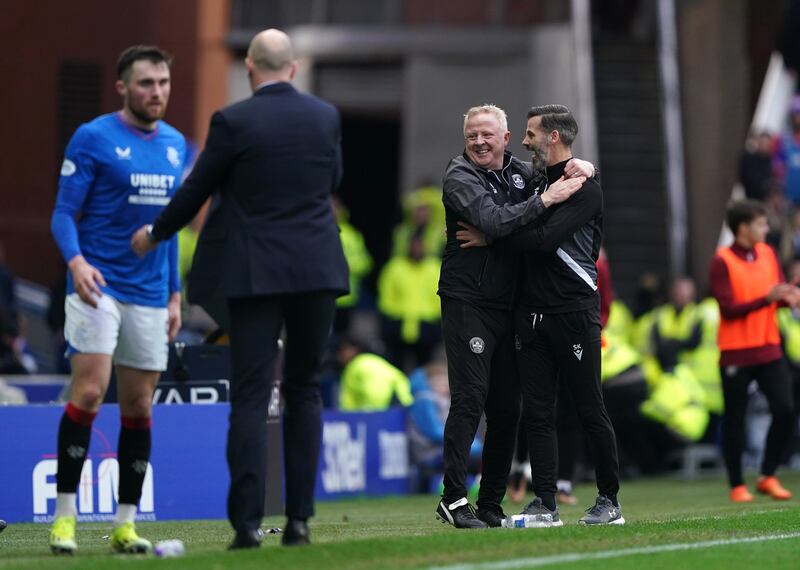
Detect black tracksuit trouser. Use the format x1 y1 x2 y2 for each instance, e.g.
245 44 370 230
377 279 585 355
720 358 795 488
440 296 520 510
515 308 620 500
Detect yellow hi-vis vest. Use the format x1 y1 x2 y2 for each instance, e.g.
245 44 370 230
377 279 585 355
778 307 800 364
377 256 441 343
339 353 414 411
601 332 641 381
605 300 634 346
640 363 709 441
336 220 373 308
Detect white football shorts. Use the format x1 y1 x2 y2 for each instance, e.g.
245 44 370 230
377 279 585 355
64 292 169 371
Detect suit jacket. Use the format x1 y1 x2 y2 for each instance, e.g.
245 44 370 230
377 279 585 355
152 82 349 327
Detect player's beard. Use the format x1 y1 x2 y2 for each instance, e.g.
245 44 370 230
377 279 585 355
530 144 549 173
127 95 166 126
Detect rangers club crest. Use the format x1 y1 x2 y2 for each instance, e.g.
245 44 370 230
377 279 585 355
166 146 181 168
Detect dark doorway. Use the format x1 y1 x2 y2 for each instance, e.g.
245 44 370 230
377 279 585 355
336 112 402 304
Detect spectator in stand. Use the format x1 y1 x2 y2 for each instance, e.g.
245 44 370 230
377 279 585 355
0 307 27 375
762 183 789 255
649 277 702 372
777 260 800 462
0 243 18 335
740 131 777 202
391 186 446 259
333 196 373 336
337 337 413 411
378 234 441 372
46 274 71 374
780 207 800 262
773 97 800 207
630 272 665 355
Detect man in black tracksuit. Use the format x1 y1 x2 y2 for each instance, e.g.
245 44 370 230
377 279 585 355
509 105 623 525
435 104 592 528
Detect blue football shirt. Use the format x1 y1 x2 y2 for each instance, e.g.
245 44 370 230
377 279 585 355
51 112 185 307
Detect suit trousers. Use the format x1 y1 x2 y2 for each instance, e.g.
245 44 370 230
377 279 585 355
440 296 520 510
516 308 620 499
226 292 337 534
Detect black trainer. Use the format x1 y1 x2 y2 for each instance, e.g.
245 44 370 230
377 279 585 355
476 506 506 528
578 495 625 525
520 497 563 527
435 498 487 529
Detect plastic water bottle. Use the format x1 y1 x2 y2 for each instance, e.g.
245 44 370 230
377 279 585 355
154 539 185 557
500 513 558 528
501 515 526 528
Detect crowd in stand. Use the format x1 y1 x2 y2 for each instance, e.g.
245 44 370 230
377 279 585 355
740 96 800 260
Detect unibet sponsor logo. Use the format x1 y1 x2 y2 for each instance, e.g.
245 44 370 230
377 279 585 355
32 459 155 522
321 422 366 493
129 173 176 206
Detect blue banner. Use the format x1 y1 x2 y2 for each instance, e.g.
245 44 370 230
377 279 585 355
0 404 409 523
0 404 229 524
316 408 410 500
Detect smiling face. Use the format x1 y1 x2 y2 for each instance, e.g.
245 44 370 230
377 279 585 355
117 59 171 128
464 112 509 170
522 115 554 171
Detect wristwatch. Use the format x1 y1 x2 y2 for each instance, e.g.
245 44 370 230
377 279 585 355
145 224 158 244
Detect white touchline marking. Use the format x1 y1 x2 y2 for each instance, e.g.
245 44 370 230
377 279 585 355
425 532 800 570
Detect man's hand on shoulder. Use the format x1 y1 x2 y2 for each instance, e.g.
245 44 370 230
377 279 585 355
541 176 586 208
564 158 595 179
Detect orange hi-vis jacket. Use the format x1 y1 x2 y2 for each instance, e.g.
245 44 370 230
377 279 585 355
716 243 781 351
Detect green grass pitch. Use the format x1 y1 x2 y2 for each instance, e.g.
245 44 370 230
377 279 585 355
1 472 799 569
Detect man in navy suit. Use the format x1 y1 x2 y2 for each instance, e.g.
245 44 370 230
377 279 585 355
132 28 348 549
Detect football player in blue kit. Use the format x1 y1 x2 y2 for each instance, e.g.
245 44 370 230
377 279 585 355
48 45 185 555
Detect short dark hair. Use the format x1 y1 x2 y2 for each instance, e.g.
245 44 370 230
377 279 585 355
117 45 172 82
726 199 767 234
527 104 578 147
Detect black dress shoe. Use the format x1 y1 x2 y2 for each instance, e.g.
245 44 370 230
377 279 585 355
228 529 263 550
281 519 310 546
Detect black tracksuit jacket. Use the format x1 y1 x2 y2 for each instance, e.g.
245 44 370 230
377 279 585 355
437 150 547 310
508 159 603 313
